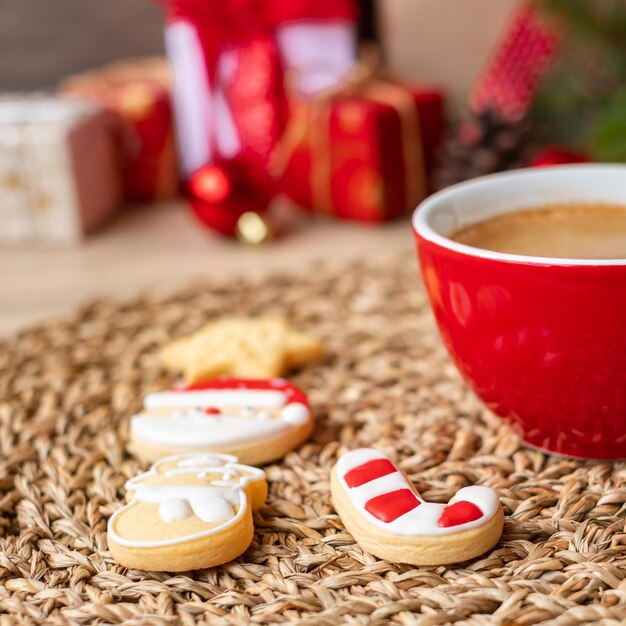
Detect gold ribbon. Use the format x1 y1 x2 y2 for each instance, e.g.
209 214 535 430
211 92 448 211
361 81 426 214
272 53 426 217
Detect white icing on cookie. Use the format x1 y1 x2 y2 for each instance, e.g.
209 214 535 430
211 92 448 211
108 488 247 548
127 453 265 491
177 453 234 467
212 480 241 488
336 449 499 536
131 412 289 448
144 389 288 410
280 403 310 425
447 486 500 518
159 497 192 522
108 453 265 549
134 484 238 523
133 382 312 456
337 448 384 473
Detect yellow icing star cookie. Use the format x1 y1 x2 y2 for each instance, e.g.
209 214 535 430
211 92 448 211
107 452 267 571
160 317 323 382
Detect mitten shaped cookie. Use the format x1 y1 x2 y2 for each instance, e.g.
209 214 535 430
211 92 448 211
108 452 267 571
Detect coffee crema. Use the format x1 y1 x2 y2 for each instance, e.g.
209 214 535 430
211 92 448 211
451 203 626 259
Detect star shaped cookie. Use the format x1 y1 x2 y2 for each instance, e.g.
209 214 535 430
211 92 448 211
160 317 324 381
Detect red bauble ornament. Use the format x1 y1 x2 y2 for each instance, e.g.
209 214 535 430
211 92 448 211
186 159 275 237
190 165 231 203
530 147 592 167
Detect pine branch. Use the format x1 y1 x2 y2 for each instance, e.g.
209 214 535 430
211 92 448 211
539 0 626 53
588 89 626 161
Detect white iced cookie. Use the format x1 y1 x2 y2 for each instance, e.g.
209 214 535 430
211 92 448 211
128 378 314 465
330 449 504 565
107 452 267 571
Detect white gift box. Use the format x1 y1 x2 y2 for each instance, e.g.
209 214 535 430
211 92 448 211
0 97 122 244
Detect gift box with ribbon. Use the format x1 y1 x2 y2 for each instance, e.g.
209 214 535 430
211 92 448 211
278 77 445 222
59 58 179 203
0 97 122 243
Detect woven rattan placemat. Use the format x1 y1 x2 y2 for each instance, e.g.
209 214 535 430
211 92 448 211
1 254 626 625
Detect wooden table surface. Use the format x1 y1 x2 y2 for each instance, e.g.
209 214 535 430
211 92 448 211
0 201 414 337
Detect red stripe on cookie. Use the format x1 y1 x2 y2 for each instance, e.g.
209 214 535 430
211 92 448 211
437 501 483 528
365 488 420 522
344 459 397 488
175 378 310 407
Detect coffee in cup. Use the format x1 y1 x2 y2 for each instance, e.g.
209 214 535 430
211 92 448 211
451 203 626 259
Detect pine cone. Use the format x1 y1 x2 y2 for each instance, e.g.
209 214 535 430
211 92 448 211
433 109 534 191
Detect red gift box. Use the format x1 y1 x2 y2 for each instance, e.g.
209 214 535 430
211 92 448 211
59 58 178 203
279 80 445 222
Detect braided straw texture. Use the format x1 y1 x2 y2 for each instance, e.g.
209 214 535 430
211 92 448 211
1 254 626 625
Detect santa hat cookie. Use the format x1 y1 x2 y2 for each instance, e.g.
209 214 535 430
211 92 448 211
330 449 504 565
107 452 267 571
129 378 314 466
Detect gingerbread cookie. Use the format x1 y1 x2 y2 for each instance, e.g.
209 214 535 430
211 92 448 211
129 378 314 465
160 316 323 382
107 452 267 571
331 449 504 565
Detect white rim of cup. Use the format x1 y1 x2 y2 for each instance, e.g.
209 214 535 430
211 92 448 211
412 164 626 267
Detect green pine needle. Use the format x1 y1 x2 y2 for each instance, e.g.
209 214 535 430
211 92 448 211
527 0 626 159
588 90 626 162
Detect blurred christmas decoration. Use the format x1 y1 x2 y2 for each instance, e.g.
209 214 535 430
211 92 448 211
187 160 275 238
161 0 360 238
469 5 559 122
434 109 531 190
436 0 626 188
278 69 445 222
529 0 626 164
235 211 274 245
0 98 122 243
530 146 591 167
59 57 178 203
435 4 559 188
378 0 521 113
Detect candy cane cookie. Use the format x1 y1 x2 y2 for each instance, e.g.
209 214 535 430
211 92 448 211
330 449 504 565
128 378 314 465
107 452 267 571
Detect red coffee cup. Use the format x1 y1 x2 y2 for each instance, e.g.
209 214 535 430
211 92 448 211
412 165 626 460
